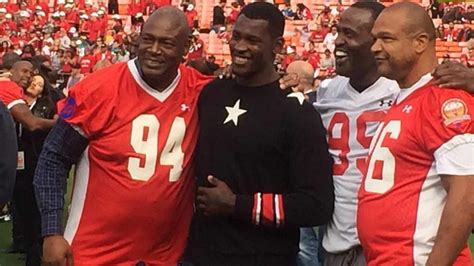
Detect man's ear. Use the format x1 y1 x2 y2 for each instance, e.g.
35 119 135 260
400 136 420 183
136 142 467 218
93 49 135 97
413 32 430 54
273 36 284 55
183 34 192 57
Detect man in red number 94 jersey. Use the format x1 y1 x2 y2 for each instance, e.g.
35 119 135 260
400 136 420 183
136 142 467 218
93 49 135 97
358 3 473 265
34 8 212 265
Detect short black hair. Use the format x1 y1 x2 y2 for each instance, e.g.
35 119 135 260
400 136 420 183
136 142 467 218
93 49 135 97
239 2 285 39
2 52 21 70
351 1 385 23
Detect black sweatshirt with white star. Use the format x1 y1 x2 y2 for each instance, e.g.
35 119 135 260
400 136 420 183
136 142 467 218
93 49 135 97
189 78 334 256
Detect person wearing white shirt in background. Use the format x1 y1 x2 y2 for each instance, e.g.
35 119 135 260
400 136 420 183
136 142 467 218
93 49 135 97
59 29 71 50
323 25 338 52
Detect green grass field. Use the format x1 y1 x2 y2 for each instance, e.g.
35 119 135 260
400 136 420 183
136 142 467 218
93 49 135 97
0 177 473 265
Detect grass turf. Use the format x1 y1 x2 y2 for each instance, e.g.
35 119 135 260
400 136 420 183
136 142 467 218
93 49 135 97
0 177 473 265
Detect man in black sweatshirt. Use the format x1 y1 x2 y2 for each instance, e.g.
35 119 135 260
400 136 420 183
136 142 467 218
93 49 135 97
187 3 334 266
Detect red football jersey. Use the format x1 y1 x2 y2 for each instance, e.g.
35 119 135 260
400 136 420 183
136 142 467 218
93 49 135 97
61 60 212 265
358 78 473 265
0 80 25 109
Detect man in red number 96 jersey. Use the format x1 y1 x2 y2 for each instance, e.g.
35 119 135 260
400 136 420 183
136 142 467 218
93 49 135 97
358 3 473 265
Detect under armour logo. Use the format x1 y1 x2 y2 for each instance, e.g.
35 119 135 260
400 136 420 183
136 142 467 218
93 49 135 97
380 99 394 107
181 104 190 112
402 105 413 113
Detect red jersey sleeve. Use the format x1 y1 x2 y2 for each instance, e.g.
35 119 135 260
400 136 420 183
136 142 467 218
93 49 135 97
414 87 474 176
416 87 473 153
59 69 117 139
0 81 25 109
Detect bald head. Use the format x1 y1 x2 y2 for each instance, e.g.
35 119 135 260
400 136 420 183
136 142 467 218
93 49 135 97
11 60 33 71
144 6 190 37
137 6 192 90
381 2 436 42
286 61 314 83
371 2 438 87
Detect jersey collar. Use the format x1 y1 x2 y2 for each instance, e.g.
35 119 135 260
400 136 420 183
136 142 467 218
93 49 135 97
396 73 432 104
127 59 181 102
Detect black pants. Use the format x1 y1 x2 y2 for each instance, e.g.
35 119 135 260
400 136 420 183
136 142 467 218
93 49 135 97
12 170 42 266
186 249 296 266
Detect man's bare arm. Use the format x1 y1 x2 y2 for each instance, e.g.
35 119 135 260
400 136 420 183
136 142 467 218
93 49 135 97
10 103 56 131
426 174 474 266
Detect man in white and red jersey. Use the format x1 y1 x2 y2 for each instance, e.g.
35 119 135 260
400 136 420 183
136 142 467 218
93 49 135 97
358 3 473 265
314 3 398 265
0 60 55 131
34 7 213 265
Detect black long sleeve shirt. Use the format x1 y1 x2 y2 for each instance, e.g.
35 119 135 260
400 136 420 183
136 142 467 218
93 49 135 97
189 78 334 256
0 101 17 206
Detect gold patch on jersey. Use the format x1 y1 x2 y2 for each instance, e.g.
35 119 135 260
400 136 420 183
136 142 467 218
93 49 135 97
441 98 470 126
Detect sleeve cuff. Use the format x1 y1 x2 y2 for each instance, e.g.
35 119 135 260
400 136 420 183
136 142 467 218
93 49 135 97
7 99 26 109
41 210 63 237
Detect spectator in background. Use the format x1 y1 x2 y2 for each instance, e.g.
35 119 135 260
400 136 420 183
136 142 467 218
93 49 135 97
133 12 145 33
185 4 199 29
95 44 113 62
0 41 10 58
59 28 71 50
436 24 446 41
302 41 321 70
41 39 52 57
317 5 332 27
444 22 458 42
61 48 77 74
108 0 119 15
0 100 17 210
442 4 463 23
296 3 313 21
188 31 205 60
457 25 473 42
319 48 334 70
282 3 295 19
227 2 240 25
286 60 315 97
282 45 298 70
212 0 227 33
430 0 443 19
323 25 338 52
462 5 473 23
115 46 130 62
112 14 123 33
65 63 83 94
309 24 326 43
21 44 35 59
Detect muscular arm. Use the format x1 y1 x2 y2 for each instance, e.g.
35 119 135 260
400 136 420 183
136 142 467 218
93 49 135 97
11 103 56 131
33 119 88 236
426 174 474 266
432 60 474 93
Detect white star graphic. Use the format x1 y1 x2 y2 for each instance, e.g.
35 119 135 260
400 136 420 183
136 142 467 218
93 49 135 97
224 99 247 126
287 92 305 105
